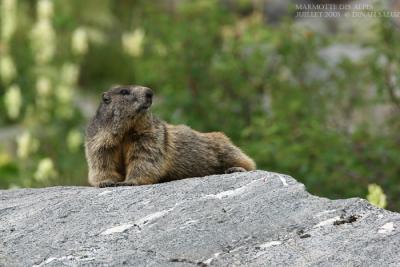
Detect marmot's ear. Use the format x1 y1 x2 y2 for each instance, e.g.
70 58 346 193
102 92 111 104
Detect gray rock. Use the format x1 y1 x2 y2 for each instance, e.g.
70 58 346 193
1 171 399 266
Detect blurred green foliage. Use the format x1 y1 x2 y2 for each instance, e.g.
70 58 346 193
367 183 387 209
0 0 399 210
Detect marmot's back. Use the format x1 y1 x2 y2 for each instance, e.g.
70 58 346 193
162 125 223 181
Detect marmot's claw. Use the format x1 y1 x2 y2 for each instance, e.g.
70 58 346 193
225 167 246 174
98 182 113 188
98 181 120 188
116 182 137 186
98 181 138 187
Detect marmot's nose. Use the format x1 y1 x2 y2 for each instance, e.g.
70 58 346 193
145 89 153 101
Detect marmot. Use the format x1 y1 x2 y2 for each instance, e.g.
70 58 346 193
85 85 256 187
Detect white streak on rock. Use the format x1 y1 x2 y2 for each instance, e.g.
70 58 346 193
98 190 113 196
100 223 134 235
101 206 177 235
184 219 197 225
315 209 337 217
33 257 57 267
203 252 221 265
203 180 260 200
259 241 282 249
134 209 172 227
314 216 340 228
33 255 95 266
179 219 198 230
279 176 288 186
378 222 394 234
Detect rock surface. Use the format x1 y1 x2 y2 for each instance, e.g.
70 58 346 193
1 171 399 266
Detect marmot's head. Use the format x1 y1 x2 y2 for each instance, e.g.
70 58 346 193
100 85 153 117
96 85 154 133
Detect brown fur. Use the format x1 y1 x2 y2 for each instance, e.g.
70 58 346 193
85 85 256 187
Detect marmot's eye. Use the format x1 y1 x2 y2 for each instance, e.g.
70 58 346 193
120 89 129 95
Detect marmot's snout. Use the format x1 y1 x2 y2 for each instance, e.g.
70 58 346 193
144 88 153 101
138 87 153 111
143 88 153 107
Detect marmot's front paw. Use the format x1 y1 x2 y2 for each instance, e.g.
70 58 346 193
98 181 119 188
98 181 139 187
225 167 247 174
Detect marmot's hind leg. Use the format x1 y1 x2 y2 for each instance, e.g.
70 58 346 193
207 131 256 173
221 142 256 172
